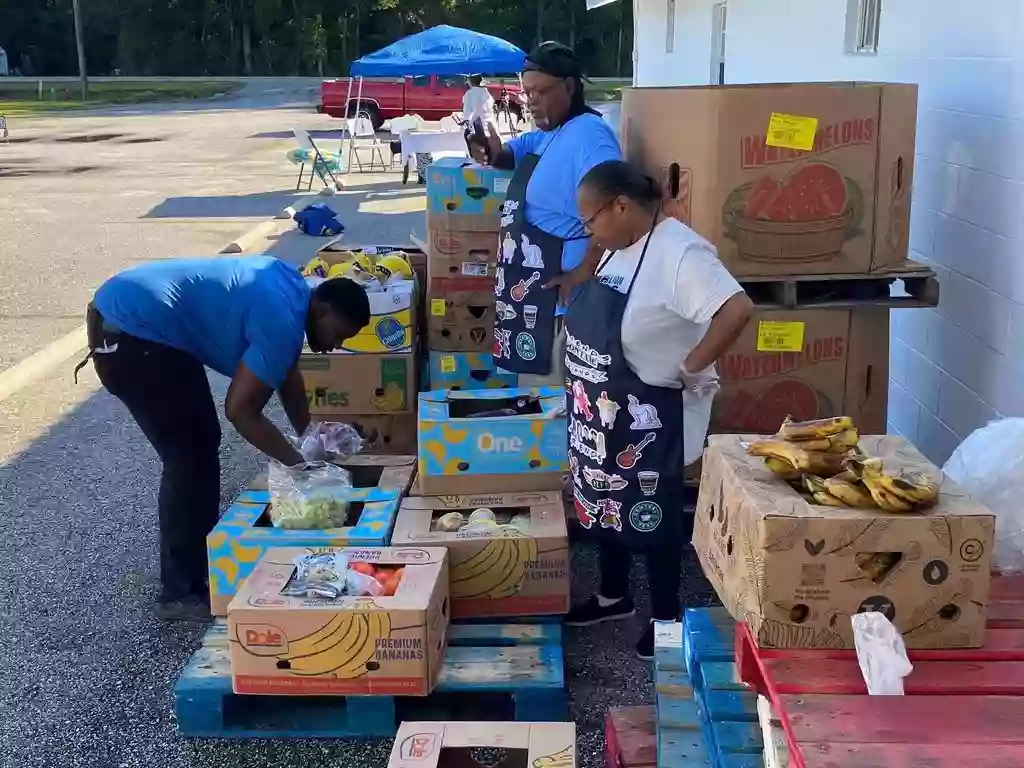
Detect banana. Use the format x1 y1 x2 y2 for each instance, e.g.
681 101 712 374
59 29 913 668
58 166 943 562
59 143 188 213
331 612 390 679
788 428 860 453
487 535 539 598
778 415 855 441
823 475 877 508
747 439 807 466
453 539 519 599
858 462 916 513
802 474 846 507
450 540 508 593
279 613 354 659
883 471 940 506
764 456 800 480
283 612 369 675
748 440 846 476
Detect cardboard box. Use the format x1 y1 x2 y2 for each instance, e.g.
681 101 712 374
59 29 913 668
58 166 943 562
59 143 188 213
388 722 576 768
227 546 449 696
427 224 499 293
207 483 408 616
427 290 494 352
428 351 519 391
621 82 918 277
352 413 420 455
426 157 513 230
711 307 889 436
301 351 417 417
317 240 427 286
694 434 995 649
418 388 568 495
393 491 569 618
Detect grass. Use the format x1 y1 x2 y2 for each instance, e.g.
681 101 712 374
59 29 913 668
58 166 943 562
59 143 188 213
0 81 242 116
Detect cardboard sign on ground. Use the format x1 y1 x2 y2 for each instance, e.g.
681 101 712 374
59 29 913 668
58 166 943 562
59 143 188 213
228 546 449 696
388 722 576 768
393 491 569 618
427 289 495 352
693 434 995 650
621 82 918 277
300 351 417 417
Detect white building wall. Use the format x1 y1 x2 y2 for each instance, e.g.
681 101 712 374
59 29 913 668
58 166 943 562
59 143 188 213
633 0 1024 465
633 0 716 86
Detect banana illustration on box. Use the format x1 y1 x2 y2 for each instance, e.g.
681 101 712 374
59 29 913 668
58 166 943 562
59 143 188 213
275 610 391 678
533 744 575 768
450 530 539 599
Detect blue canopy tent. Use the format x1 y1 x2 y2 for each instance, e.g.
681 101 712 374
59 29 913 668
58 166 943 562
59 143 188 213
350 25 526 77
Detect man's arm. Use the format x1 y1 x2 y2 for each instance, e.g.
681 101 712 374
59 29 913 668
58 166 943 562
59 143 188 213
278 364 311 436
226 362 304 466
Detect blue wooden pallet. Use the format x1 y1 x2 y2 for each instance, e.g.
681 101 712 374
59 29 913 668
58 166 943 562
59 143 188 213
174 620 566 739
651 623 712 767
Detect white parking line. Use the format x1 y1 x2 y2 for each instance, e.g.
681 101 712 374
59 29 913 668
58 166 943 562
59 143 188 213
0 325 88 404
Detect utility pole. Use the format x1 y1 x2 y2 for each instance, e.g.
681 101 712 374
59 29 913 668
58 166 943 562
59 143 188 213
71 0 89 101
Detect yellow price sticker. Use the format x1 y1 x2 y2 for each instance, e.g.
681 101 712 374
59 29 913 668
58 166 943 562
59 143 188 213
765 113 819 152
756 321 805 353
430 298 447 317
440 355 457 373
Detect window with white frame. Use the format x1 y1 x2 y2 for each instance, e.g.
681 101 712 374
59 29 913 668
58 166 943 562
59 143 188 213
845 0 881 55
711 1 726 85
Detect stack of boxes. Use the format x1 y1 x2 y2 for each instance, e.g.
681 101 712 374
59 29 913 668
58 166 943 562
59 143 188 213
424 157 518 391
621 82 931 464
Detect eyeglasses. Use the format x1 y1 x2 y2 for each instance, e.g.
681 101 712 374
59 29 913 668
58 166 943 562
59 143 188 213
522 80 566 102
581 198 616 236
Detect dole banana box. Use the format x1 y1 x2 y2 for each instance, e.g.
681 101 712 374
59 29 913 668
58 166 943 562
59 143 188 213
426 157 513 230
388 722 577 768
428 351 518 391
227 546 449 696
417 387 568 495
393 491 569 618
207 456 416 616
300 351 417 417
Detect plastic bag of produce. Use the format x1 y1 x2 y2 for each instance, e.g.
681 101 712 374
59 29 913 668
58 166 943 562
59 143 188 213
267 460 352 530
943 418 1024 573
852 612 912 695
280 551 384 599
295 422 364 462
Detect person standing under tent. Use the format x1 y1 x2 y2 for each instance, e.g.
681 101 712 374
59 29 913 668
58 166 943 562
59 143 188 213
562 160 754 659
470 41 621 387
462 75 496 131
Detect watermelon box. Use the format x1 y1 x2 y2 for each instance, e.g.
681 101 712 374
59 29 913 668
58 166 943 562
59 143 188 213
621 82 918 278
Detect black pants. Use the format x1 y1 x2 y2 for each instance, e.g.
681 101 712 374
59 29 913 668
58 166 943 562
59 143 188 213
599 536 684 621
93 330 221 602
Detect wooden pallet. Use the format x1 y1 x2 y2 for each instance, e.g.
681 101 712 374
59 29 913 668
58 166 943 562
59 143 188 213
739 261 939 310
174 619 566 739
605 706 657 768
733 572 1024 767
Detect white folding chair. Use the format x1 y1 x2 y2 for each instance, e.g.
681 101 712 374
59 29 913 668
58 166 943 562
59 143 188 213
345 115 387 172
439 115 463 132
289 128 342 191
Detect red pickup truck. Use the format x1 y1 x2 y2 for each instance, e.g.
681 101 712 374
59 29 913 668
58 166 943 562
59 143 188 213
318 75 524 129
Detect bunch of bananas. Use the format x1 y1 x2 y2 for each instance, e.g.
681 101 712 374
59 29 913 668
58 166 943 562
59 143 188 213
747 416 940 513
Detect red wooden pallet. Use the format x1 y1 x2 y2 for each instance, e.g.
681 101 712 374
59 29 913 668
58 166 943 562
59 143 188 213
735 573 1024 768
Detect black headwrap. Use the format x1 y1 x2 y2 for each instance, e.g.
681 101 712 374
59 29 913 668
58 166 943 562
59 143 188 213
523 41 601 120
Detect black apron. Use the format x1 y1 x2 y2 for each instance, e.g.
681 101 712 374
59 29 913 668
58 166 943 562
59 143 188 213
563 224 686 550
492 131 583 376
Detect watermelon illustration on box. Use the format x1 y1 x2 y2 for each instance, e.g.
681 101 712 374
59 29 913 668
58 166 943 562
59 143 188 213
722 162 865 263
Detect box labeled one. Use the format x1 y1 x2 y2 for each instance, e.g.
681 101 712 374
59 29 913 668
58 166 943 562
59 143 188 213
711 307 888 436
694 434 995 650
428 351 519 391
418 388 567 495
427 290 494 352
621 82 918 277
228 546 449 696
388 722 576 768
300 351 417 417
393 491 569 618
427 224 499 293
426 157 513 229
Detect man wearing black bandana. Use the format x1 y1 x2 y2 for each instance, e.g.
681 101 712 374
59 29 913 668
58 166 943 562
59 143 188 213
471 42 621 387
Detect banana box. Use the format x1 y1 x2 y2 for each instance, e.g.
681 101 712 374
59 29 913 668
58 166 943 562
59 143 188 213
346 280 417 354
428 351 518 391
417 387 567 495
228 546 449 696
426 157 512 230
694 434 996 650
393 491 569 618
207 484 406 617
426 224 499 293
301 351 417 417
427 290 494 352
388 722 577 768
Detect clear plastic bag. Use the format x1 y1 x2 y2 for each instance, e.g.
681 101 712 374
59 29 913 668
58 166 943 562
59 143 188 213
280 552 384 599
852 612 913 695
267 460 353 530
943 418 1024 573
294 422 364 463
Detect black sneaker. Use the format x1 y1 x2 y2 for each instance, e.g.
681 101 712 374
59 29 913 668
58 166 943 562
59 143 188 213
157 595 211 622
564 595 636 627
636 622 655 661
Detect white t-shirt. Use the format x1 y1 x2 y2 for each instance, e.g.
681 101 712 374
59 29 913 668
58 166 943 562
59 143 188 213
462 87 495 127
594 217 744 465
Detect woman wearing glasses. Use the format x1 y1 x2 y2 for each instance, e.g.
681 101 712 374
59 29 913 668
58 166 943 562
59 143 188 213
471 42 620 388
561 160 754 660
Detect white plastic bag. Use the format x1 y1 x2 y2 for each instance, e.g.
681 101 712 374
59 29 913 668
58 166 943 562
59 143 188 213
943 417 1024 573
852 612 913 695
295 422 364 463
267 460 352 530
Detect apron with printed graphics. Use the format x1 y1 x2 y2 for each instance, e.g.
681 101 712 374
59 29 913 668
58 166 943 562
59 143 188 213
563 227 686 549
493 127 585 376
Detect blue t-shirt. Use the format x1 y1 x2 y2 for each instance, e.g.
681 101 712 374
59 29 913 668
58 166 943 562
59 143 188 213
507 113 622 315
94 256 310 389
